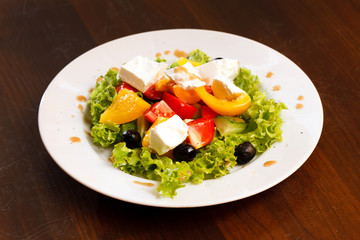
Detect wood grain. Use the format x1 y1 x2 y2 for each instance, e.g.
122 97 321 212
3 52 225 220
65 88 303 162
0 0 359 239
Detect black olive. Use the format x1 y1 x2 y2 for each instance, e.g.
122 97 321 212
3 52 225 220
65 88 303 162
121 130 141 149
173 143 196 162
213 57 223 60
234 142 256 165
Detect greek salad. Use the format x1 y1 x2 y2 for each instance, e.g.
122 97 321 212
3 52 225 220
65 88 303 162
88 49 286 198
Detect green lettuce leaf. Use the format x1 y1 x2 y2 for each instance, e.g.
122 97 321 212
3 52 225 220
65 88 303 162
155 57 167 63
112 143 192 198
233 67 287 153
90 120 137 148
91 122 121 148
189 135 237 183
188 49 211 64
88 68 120 124
170 62 180 68
234 67 260 97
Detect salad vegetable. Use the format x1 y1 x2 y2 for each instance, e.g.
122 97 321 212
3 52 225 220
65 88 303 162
87 49 286 198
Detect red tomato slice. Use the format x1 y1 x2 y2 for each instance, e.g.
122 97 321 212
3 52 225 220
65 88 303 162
116 82 137 93
186 118 215 149
162 92 197 119
144 100 175 123
204 85 213 94
143 84 164 100
201 105 218 119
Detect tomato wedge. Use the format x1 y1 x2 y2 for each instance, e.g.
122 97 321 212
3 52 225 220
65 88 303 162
144 100 175 123
143 84 164 100
186 118 215 149
201 105 218 119
204 85 213 94
162 92 197 119
116 82 137 93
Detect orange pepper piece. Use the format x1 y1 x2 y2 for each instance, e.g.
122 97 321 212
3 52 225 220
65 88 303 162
173 85 201 104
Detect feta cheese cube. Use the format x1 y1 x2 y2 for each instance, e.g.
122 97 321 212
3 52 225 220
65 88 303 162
195 60 217 85
196 58 240 85
149 115 188 155
165 62 205 90
119 56 168 92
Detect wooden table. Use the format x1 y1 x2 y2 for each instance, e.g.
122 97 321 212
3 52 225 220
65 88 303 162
1 0 359 239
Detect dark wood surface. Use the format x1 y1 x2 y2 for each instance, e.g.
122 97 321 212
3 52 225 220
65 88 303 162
1 0 359 239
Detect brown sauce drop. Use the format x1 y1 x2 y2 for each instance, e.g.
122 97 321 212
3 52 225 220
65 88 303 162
155 52 162 58
272 85 281 91
89 88 94 93
296 103 304 109
133 181 155 187
77 104 84 114
264 161 277 167
76 95 87 102
70 137 81 143
174 49 188 58
266 72 274 78
97 77 103 82
71 115 75 118
84 130 92 137
297 95 304 100
164 50 171 55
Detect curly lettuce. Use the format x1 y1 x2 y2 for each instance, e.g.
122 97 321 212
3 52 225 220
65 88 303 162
155 57 167 63
188 49 211 64
91 121 137 148
88 68 120 124
91 122 121 148
88 68 120 147
233 67 287 152
112 143 192 197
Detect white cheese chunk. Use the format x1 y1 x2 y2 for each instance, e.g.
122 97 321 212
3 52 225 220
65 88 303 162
196 58 240 85
119 56 168 92
195 61 217 85
165 62 205 90
149 115 188 155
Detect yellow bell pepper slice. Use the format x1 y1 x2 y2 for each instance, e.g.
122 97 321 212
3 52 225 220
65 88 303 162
195 86 251 116
100 89 151 124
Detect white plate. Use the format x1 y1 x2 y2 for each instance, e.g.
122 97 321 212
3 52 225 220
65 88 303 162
38 29 323 207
